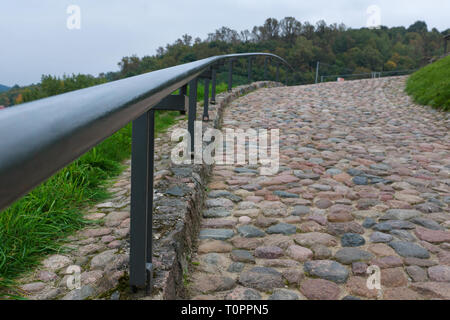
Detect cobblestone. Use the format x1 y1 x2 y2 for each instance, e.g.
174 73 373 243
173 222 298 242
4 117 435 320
190 77 449 300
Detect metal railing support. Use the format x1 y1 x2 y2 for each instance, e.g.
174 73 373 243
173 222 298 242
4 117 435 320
146 110 155 285
179 84 187 114
276 63 280 82
188 78 198 154
248 57 253 83
228 59 233 92
264 57 268 80
211 68 217 104
203 78 210 121
130 110 154 291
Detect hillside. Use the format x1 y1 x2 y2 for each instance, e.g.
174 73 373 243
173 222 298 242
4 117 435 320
406 55 450 111
0 18 448 108
115 19 449 86
0 84 10 93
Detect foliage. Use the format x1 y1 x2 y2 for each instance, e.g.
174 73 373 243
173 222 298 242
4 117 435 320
0 84 9 94
406 55 450 111
1 19 447 107
112 18 446 86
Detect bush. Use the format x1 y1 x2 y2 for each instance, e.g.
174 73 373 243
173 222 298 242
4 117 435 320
406 55 450 111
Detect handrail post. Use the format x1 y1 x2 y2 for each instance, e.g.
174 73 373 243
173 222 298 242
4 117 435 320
276 63 279 82
179 85 187 115
211 68 217 104
285 71 288 86
228 59 233 92
264 57 268 80
130 110 154 291
188 78 198 155
248 57 252 83
146 110 155 291
203 78 210 121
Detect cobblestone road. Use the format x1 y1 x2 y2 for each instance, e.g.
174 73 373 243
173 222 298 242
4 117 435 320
189 76 450 300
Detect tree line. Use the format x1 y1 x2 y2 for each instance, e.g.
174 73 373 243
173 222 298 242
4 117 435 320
1 18 448 107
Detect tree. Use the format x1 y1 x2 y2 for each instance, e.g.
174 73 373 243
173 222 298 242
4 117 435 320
181 34 192 46
408 21 427 33
3 16 442 106
258 18 280 41
280 17 301 44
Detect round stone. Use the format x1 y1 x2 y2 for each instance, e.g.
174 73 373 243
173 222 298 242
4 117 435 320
389 241 430 259
20 282 46 293
428 265 450 282
311 244 332 259
266 223 296 235
203 208 231 218
41 255 72 272
326 168 342 176
353 176 368 185
292 205 310 216
390 230 416 242
346 276 379 299
405 265 428 282
315 199 333 209
237 225 265 238
231 250 255 263
370 231 393 243
383 287 422 300
199 229 234 240
381 268 408 287
335 248 374 265
362 218 376 228
300 279 341 300
268 289 299 300
294 232 338 247
239 267 284 291
341 233 366 247
225 287 262 300
273 190 299 198
90 250 117 270
414 227 450 243
238 216 252 224
198 240 233 254
254 246 284 259
304 260 349 283
282 268 304 286
190 274 236 294
286 245 313 262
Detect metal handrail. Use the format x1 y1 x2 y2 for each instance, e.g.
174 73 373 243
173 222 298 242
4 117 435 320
0 52 292 291
320 68 417 82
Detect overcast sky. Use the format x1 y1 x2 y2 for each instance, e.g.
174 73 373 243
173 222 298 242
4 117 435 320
1 0 449 86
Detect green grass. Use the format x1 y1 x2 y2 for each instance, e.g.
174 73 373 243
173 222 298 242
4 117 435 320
406 55 450 111
197 82 229 102
0 83 230 298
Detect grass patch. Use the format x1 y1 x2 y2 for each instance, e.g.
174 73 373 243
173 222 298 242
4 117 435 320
0 83 229 298
406 55 450 111
197 82 229 102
